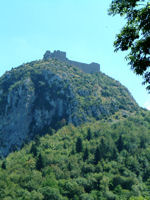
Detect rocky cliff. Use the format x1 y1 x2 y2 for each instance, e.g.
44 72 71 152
0 54 138 156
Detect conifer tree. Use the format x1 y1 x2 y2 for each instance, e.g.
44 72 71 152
76 137 83 153
35 135 40 146
87 128 92 141
1 160 6 169
83 147 89 161
36 153 44 171
116 135 124 152
30 143 37 157
94 146 101 165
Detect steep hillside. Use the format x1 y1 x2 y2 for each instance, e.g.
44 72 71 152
1 110 150 199
0 55 138 156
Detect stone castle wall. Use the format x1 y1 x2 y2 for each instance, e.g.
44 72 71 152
43 50 100 73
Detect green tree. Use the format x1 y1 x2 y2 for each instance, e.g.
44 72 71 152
36 153 44 171
94 146 101 164
39 187 62 200
109 0 150 90
76 137 83 153
83 147 89 161
99 138 107 159
30 143 37 157
87 128 92 141
1 160 6 169
35 135 41 146
116 135 124 152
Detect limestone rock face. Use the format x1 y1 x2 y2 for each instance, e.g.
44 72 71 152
0 69 75 156
0 79 35 155
0 56 138 156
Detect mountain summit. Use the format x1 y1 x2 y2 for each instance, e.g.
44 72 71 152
43 50 100 73
0 51 138 156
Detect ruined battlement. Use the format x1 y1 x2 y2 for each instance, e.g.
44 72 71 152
43 50 67 61
43 50 100 73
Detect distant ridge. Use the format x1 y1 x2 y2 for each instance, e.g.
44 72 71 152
43 50 100 73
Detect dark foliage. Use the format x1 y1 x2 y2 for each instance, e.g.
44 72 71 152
1 160 6 169
76 137 83 153
109 0 150 90
36 153 44 171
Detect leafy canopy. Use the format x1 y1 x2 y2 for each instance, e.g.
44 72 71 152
109 0 150 90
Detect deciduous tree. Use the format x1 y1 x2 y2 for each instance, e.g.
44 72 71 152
109 0 150 90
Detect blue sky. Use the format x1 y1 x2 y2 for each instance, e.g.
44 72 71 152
0 0 149 109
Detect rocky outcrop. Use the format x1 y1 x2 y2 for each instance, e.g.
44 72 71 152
43 50 100 73
0 57 138 156
0 70 75 156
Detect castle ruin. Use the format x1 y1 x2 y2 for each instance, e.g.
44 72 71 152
43 50 100 74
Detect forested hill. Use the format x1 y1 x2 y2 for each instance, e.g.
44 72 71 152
1 111 150 199
0 55 138 156
1 52 150 199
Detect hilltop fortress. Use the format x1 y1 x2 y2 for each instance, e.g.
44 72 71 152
43 50 100 73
